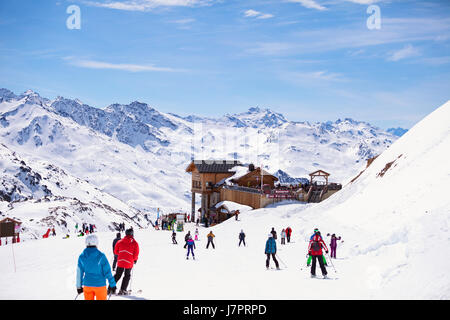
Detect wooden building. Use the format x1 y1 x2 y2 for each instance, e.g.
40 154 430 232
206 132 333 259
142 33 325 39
230 167 279 188
0 217 22 244
186 160 243 223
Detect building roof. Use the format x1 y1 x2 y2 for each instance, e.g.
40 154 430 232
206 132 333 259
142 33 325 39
0 217 21 224
309 169 330 177
186 160 243 173
232 167 278 183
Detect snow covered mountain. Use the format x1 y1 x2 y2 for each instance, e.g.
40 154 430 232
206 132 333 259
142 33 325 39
0 88 397 215
0 143 148 240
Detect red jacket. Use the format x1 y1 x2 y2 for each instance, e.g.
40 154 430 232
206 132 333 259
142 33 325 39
114 235 139 269
286 227 292 236
308 234 328 256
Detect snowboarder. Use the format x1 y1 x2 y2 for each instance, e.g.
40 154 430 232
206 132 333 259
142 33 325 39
113 228 139 295
286 227 292 243
265 234 279 270
112 232 121 271
172 230 178 244
184 231 191 248
238 229 246 247
270 227 277 240
194 228 199 241
206 231 215 249
186 235 195 259
76 234 117 300
308 230 329 278
281 229 286 245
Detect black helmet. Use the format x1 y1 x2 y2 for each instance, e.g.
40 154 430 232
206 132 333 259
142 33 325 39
125 228 134 236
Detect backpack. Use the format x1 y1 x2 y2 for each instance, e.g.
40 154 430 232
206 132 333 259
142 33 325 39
311 236 321 251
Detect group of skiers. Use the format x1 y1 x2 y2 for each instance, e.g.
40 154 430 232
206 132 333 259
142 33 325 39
76 227 139 300
75 221 342 300
75 223 97 236
264 227 341 278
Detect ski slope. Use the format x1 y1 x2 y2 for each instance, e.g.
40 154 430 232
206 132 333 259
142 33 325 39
0 101 449 300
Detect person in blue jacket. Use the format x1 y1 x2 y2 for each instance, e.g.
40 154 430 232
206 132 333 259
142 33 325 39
265 233 280 270
76 234 117 300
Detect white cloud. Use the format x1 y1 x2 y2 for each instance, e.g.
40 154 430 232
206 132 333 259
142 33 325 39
286 0 327 11
344 0 383 4
279 70 345 85
65 58 183 72
170 18 196 24
244 9 274 20
387 44 420 61
84 0 213 11
244 17 450 56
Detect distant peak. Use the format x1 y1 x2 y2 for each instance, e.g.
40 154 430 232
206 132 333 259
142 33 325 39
23 89 39 96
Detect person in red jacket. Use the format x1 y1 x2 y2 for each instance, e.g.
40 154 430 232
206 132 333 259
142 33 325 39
285 227 292 243
308 230 329 278
112 228 139 295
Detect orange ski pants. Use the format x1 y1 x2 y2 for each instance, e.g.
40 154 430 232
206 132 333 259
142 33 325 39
83 286 108 300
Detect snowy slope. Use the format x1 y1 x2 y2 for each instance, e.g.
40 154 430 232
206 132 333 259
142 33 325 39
0 101 447 300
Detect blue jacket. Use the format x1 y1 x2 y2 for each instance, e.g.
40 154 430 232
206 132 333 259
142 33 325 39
187 239 196 249
76 247 116 288
265 238 277 254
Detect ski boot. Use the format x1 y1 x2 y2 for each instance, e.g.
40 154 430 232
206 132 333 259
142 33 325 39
117 289 129 296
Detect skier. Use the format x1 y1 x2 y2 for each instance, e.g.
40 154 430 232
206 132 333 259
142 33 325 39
194 228 199 241
308 230 329 278
310 228 323 240
172 230 178 244
270 227 277 240
286 227 292 243
113 228 139 295
307 230 328 267
186 235 196 260
206 231 215 249
281 229 286 245
330 234 341 259
52 228 56 237
265 233 280 270
184 231 191 248
238 229 246 247
76 234 117 300
75 223 79 233
112 232 121 272
235 210 239 221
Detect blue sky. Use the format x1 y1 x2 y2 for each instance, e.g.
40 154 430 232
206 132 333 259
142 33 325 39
0 0 449 129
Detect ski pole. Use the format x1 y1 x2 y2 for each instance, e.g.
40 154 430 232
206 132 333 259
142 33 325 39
325 252 337 273
275 254 288 268
74 294 80 300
